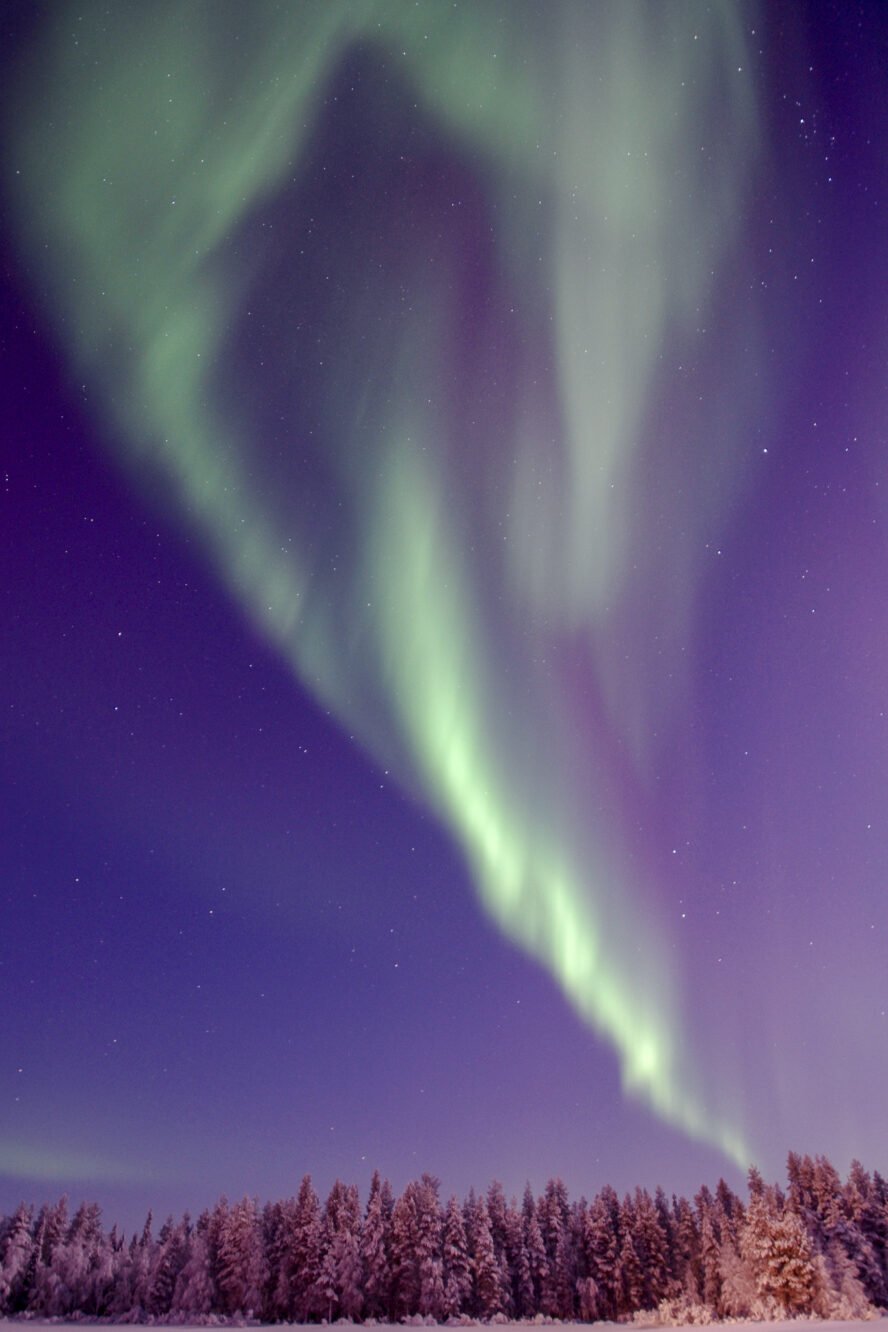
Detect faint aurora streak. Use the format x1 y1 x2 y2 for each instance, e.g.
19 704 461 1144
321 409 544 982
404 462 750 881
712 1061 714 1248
0 1141 152 1185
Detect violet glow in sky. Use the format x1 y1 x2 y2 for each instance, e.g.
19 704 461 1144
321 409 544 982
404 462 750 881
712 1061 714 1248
1 1 887 1229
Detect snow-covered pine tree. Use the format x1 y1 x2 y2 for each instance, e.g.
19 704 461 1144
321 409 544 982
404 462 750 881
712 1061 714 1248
717 1232 756 1318
442 1193 471 1318
504 1193 531 1317
715 1177 744 1244
0 1203 33 1314
654 1186 678 1290
522 1184 548 1316
361 1170 392 1319
671 1194 701 1302
146 1214 189 1315
19 1208 46 1315
787 1152 818 1225
615 1196 644 1316
555 1221 578 1318
173 1221 214 1317
767 1205 817 1313
318 1180 345 1322
712 1175 748 1317
574 1200 600 1326
414 1174 445 1320
741 1178 817 1316
486 1181 508 1261
337 1202 365 1321
108 1222 152 1317
46 1201 104 1316
633 1186 670 1309
84 1226 116 1317
390 1180 420 1318
381 1175 395 1225
215 1196 267 1317
486 1181 513 1314
261 1198 290 1322
538 1177 571 1317
470 1194 503 1320
815 1236 874 1318
288 1175 324 1321
817 1155 851 1236
583 1187 619 1320
699 1206 723 1312
319 1179 364 1321
34 1195 69 1278
844 1158 888 1307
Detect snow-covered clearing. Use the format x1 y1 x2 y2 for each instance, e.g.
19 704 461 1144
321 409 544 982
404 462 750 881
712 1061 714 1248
5 1322 886 1332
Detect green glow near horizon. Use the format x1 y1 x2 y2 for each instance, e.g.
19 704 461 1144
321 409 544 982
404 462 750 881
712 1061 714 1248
0 1141 151 1184
5 0 759 1169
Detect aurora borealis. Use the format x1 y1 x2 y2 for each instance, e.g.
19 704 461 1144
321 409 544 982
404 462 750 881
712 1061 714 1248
2 0 887 1229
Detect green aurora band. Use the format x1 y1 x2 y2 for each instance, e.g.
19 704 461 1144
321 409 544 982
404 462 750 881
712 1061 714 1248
5 0 763 1166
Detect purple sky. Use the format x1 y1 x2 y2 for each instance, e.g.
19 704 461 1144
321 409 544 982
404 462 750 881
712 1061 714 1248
2 1 887 1234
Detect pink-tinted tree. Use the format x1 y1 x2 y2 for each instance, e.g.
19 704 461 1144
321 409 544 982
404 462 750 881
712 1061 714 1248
414 1174 445 1319
633 1186 670 1308
696 1190 723 1314
537 1177 571 1316
319 1179 364 1321
287 1175 324 1321
0 1203 33 1314
215 1196 267 1316
469 1194 503 1319
442 1192 471 1318
671 1193 701 1301
146 1214 189 1315
172 1222 215 1316
521 1184 548 1315
583 1186 620 1319
615 1196 644 1316
741 1180 816 1315
504 1193 531 1317
389 1181 420 1318
361 1170 392 1319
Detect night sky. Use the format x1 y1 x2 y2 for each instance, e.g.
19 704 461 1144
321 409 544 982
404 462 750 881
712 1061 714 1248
2 1 887 1234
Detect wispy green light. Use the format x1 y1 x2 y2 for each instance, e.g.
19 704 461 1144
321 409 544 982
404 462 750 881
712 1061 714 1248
5 0 761 1167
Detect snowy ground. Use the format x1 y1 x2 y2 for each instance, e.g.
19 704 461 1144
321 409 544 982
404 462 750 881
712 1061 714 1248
4 1322 886 1331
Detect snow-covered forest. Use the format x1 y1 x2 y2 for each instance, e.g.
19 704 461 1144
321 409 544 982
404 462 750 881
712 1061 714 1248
1 1154 886 1324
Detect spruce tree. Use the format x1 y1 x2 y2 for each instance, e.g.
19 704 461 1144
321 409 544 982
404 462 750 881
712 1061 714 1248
741 1182 816 1315
699 1208 723 1312
471 1195 503 1319
522 1185 548 1315
0 1203 33 1314
318 1180 364 1321
215 1196 266 1317
173 1225 214 1316
146 1215 188 1315
633 1186 669 1308
538 1177 570 1316
261 1198 291 1322
289 1176 324 1321
414 1174 445 1320
361 1171 392 1319
390 1182 420 1318
584 1188 619 1319
442 1193 471 1318
504 1195 531 1317
615 1198 644 1316
671 1194 701 1301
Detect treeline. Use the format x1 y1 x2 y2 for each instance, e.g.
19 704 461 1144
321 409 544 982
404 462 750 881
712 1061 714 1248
0 1153 886 1324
